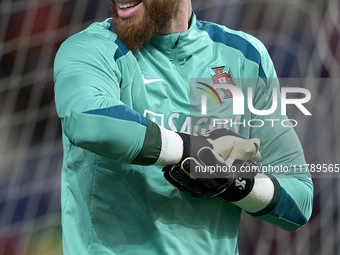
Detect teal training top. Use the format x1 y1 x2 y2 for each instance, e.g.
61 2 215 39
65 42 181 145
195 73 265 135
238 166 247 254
54 13 313 255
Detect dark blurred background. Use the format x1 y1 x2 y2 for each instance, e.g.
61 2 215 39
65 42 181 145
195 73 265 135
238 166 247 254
0 0 339 254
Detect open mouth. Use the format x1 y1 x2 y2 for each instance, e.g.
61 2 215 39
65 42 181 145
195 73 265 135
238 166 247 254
117 0 142 10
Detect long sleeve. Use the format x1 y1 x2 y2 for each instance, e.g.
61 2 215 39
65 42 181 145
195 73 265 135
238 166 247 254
53 22 183 166
245 39 313 231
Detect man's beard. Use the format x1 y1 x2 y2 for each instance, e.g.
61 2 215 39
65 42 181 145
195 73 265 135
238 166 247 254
109 0 177 54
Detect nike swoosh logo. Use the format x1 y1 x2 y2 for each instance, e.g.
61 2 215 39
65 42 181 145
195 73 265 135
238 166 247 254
143 74 165 84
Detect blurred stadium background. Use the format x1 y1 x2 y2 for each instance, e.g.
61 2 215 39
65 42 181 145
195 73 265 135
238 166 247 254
0 0 339 254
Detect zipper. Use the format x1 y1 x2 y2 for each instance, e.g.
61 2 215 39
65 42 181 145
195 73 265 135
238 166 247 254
172 39 191 97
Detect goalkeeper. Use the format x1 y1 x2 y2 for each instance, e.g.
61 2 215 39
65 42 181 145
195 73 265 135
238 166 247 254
53 0 313 254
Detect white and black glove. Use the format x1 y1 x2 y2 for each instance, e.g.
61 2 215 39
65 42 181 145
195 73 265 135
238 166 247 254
163 129 261 200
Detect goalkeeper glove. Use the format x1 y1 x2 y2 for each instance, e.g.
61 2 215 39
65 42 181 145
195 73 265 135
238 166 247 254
163 129 261 200
178 128 261 167
163 156 259 200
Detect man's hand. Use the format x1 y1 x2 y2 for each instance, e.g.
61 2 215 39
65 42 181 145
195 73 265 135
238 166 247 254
163 158 259 200
163 129 260 200
178 128 261 167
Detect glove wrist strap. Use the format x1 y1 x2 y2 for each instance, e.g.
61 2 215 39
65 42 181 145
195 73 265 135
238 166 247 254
231 174 276 213
177 132 191 160
219 175 255 202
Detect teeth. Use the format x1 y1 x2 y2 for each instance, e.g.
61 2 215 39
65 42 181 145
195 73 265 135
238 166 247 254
118 1 141 9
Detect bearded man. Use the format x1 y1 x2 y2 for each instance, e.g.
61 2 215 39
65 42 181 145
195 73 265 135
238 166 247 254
53 0 313 254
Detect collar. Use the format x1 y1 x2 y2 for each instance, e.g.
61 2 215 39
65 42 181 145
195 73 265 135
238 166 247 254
147 12 199 59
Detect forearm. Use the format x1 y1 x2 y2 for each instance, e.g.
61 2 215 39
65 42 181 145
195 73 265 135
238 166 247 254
225 171 313 231
249 176 313 231
62 105 183 165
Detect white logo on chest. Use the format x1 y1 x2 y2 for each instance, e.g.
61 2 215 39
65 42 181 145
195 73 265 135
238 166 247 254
142 74 165 84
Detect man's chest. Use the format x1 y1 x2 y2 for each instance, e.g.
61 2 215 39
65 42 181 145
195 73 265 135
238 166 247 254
130 51 247 135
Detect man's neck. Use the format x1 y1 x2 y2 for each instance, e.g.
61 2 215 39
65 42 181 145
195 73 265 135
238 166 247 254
157 0 192 35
